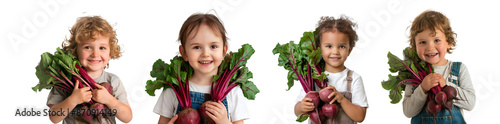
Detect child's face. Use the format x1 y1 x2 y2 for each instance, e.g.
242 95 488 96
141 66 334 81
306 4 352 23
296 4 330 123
415 28 451 66
180 24 227 77
76 33 111 74
320 31 351 73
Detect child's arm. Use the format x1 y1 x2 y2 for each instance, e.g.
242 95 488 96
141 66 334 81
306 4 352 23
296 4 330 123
450 64 475 110
326 85 367 122
402 73 441 117
92 84 132 123
48 81 92 123
158 115 177 124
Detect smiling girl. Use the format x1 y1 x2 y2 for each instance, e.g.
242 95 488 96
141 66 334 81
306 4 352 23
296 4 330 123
154 13 250 124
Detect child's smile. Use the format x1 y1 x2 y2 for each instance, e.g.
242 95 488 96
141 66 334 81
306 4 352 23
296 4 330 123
415 28 450 66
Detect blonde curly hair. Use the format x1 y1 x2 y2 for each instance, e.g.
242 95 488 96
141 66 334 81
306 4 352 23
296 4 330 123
61 16 121 60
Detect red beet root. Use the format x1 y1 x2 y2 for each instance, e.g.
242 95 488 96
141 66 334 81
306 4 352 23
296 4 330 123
81 105 93 124
434 91 447 105
306 91 320 109
199 101 216 124
443 100 454 119
177 108 200 124
322 104 339 119
426 100 441 116
319 88 334 103
100 82 113 94
443 86 457 100
309 109 324 124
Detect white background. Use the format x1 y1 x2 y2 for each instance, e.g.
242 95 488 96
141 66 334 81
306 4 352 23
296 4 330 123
1 0 499 123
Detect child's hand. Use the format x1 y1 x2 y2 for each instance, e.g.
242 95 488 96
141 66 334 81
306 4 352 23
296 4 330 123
70 80 92 104
205 101 231 124
300 97 315 113
325 85 346 104
421 73 440 93
167 115 178 124
91 84 114 104
435 73 447 88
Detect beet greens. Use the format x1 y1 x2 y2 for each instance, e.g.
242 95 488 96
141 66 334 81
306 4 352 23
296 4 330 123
145 56 194 109
33 47 98 104
272 29 329 123
210 44 259 101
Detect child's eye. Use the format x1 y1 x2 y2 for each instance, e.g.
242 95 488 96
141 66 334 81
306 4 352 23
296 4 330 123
339 45 346 49
326 45 332 48
211 45 218 49
419 41 426 44
434 39 441 42
193 46 201 49
99 47 106 50
84 46 91 49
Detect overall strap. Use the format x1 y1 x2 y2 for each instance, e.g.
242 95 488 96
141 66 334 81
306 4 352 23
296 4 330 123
448 62 462 86
346 70 353 92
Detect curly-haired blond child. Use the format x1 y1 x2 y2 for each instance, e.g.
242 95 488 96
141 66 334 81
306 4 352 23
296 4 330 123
47 16 132 124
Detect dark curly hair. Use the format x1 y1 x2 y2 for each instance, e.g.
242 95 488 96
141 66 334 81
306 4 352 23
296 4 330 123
409 10 456 53
315 15 358 49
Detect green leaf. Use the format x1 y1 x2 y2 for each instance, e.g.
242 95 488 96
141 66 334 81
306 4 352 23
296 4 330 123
286 70 295 91
145 80 169 96
389 89 403 104
150 59 169 79
296 113 309 122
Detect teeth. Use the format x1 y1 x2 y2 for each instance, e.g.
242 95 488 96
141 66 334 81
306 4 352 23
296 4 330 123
426 53 438 56
200 61 211 64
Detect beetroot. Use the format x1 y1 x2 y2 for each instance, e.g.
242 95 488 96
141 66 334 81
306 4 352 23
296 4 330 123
81 105 93 124
426 100 441 116
305 91 321 108
434 91 447 105
322 103 339 119
443 86 457 100
177 108 201 124
319 88 334 103
100 82 113 94
199 101 215 124
309 109 325 124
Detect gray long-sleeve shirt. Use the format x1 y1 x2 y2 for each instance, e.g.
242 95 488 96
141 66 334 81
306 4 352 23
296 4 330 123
402 60 475 118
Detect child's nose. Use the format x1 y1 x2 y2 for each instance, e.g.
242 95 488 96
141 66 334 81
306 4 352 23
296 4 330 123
201 48 210 57
91 49 99 57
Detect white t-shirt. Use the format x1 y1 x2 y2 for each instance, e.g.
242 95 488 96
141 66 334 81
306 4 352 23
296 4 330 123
296 68 369 107
153 82 250 122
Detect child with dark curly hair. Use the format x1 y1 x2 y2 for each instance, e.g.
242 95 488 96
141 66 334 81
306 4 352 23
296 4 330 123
295 15 368 124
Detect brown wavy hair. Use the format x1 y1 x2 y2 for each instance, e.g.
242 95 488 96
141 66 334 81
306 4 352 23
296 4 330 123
178 13 228 49
61 16 121 60
409 10 456 53
316 15 358 49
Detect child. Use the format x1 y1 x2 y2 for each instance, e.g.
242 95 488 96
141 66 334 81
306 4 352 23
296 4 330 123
402 10 476 123
153 13 250 124
46 16 132 124
294 15 368 123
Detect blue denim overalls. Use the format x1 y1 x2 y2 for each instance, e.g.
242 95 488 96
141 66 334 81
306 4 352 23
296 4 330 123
175 91 229 119
411 62 466 124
